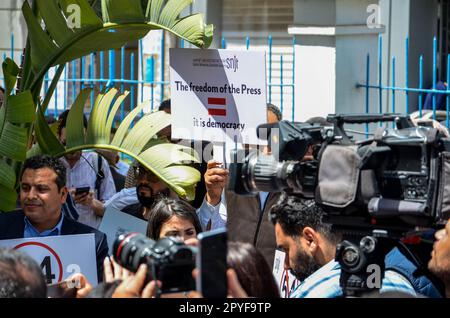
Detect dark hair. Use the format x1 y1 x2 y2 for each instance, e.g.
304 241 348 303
21 155 67 190
267 103 282 121
146 197 203 239
86 280 122 298
0 248 47 298
269 192 339 244
45 115 57 125
57 109 88 136
227 242 280 298
158 99 171 113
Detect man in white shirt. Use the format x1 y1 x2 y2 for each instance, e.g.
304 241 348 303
58 110 116 229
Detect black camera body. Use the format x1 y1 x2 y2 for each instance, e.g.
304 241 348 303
228 113 450 234
113 232 196 294
228 120 325 199
362 126 443 227
228 113 450 296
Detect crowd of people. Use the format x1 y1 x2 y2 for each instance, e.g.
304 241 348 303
0 99 450 299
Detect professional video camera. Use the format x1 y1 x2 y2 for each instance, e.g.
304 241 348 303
229 113 450 232
113 232 196 294
228 113 450 296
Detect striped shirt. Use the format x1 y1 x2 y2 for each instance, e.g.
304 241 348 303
290 260 417 298
61 152 116 229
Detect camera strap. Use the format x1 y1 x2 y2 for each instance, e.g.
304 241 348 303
94 153 105 200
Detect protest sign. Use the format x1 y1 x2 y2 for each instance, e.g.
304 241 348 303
170 48 267 146
98 207 148 254
0 234 98 285
273 249 300 298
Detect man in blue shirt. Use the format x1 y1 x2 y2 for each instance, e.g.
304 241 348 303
23 212 64 238
269 193 443 298
0 155 108 282
428 219 450 298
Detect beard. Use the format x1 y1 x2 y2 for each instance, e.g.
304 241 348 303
428 258 450 287
290 248 321 282
136 184 171 209
136 185 155 209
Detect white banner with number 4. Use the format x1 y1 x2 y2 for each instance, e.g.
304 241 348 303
0 234 98 286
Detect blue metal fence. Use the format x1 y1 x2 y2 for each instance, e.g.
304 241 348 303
7 31 450 130
357 35 450 128
2 32 296 123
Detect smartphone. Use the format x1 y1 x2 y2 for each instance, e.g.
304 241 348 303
47 281 77 298
75 186 90 196
196 228 227 298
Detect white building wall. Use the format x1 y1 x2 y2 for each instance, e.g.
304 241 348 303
290 0 384 124
295 36 336 120
219 0 295 121
379 0 410 114
0 0 26 82
336 33 380 115
377 0 437 114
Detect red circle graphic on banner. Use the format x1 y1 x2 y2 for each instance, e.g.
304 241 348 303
14 241 64 282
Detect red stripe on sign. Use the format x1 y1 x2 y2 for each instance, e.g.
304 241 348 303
208 97 226 105
208 109 227 116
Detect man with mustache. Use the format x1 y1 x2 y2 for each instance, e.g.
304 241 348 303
269 193 443 298
0 155 108 282
428 219 450 298
118 163 175 220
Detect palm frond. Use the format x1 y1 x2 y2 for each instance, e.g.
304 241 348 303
0 0 213 210
35 88 200 200
0 59 36 211
23 0 213 97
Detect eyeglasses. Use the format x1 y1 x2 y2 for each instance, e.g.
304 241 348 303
133 165 160 183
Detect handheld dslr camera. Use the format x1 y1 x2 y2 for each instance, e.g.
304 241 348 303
113 232 196 294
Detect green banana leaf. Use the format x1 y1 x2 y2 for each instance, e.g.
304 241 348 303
0 0 213 211
0 59 36 211
22 0 213 96
0 184 19 212
35 88 200 201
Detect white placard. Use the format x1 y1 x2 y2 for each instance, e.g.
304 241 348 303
170 48 267 146
273 249 301 298
0 234 98 285
98 207 148 255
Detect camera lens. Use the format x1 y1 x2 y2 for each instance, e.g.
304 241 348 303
241 151 303 194
113 232 156 273
112 232 196 292
342 246 360 267
360 236 377 254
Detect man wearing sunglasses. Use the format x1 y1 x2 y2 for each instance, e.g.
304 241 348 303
115 164 175 220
